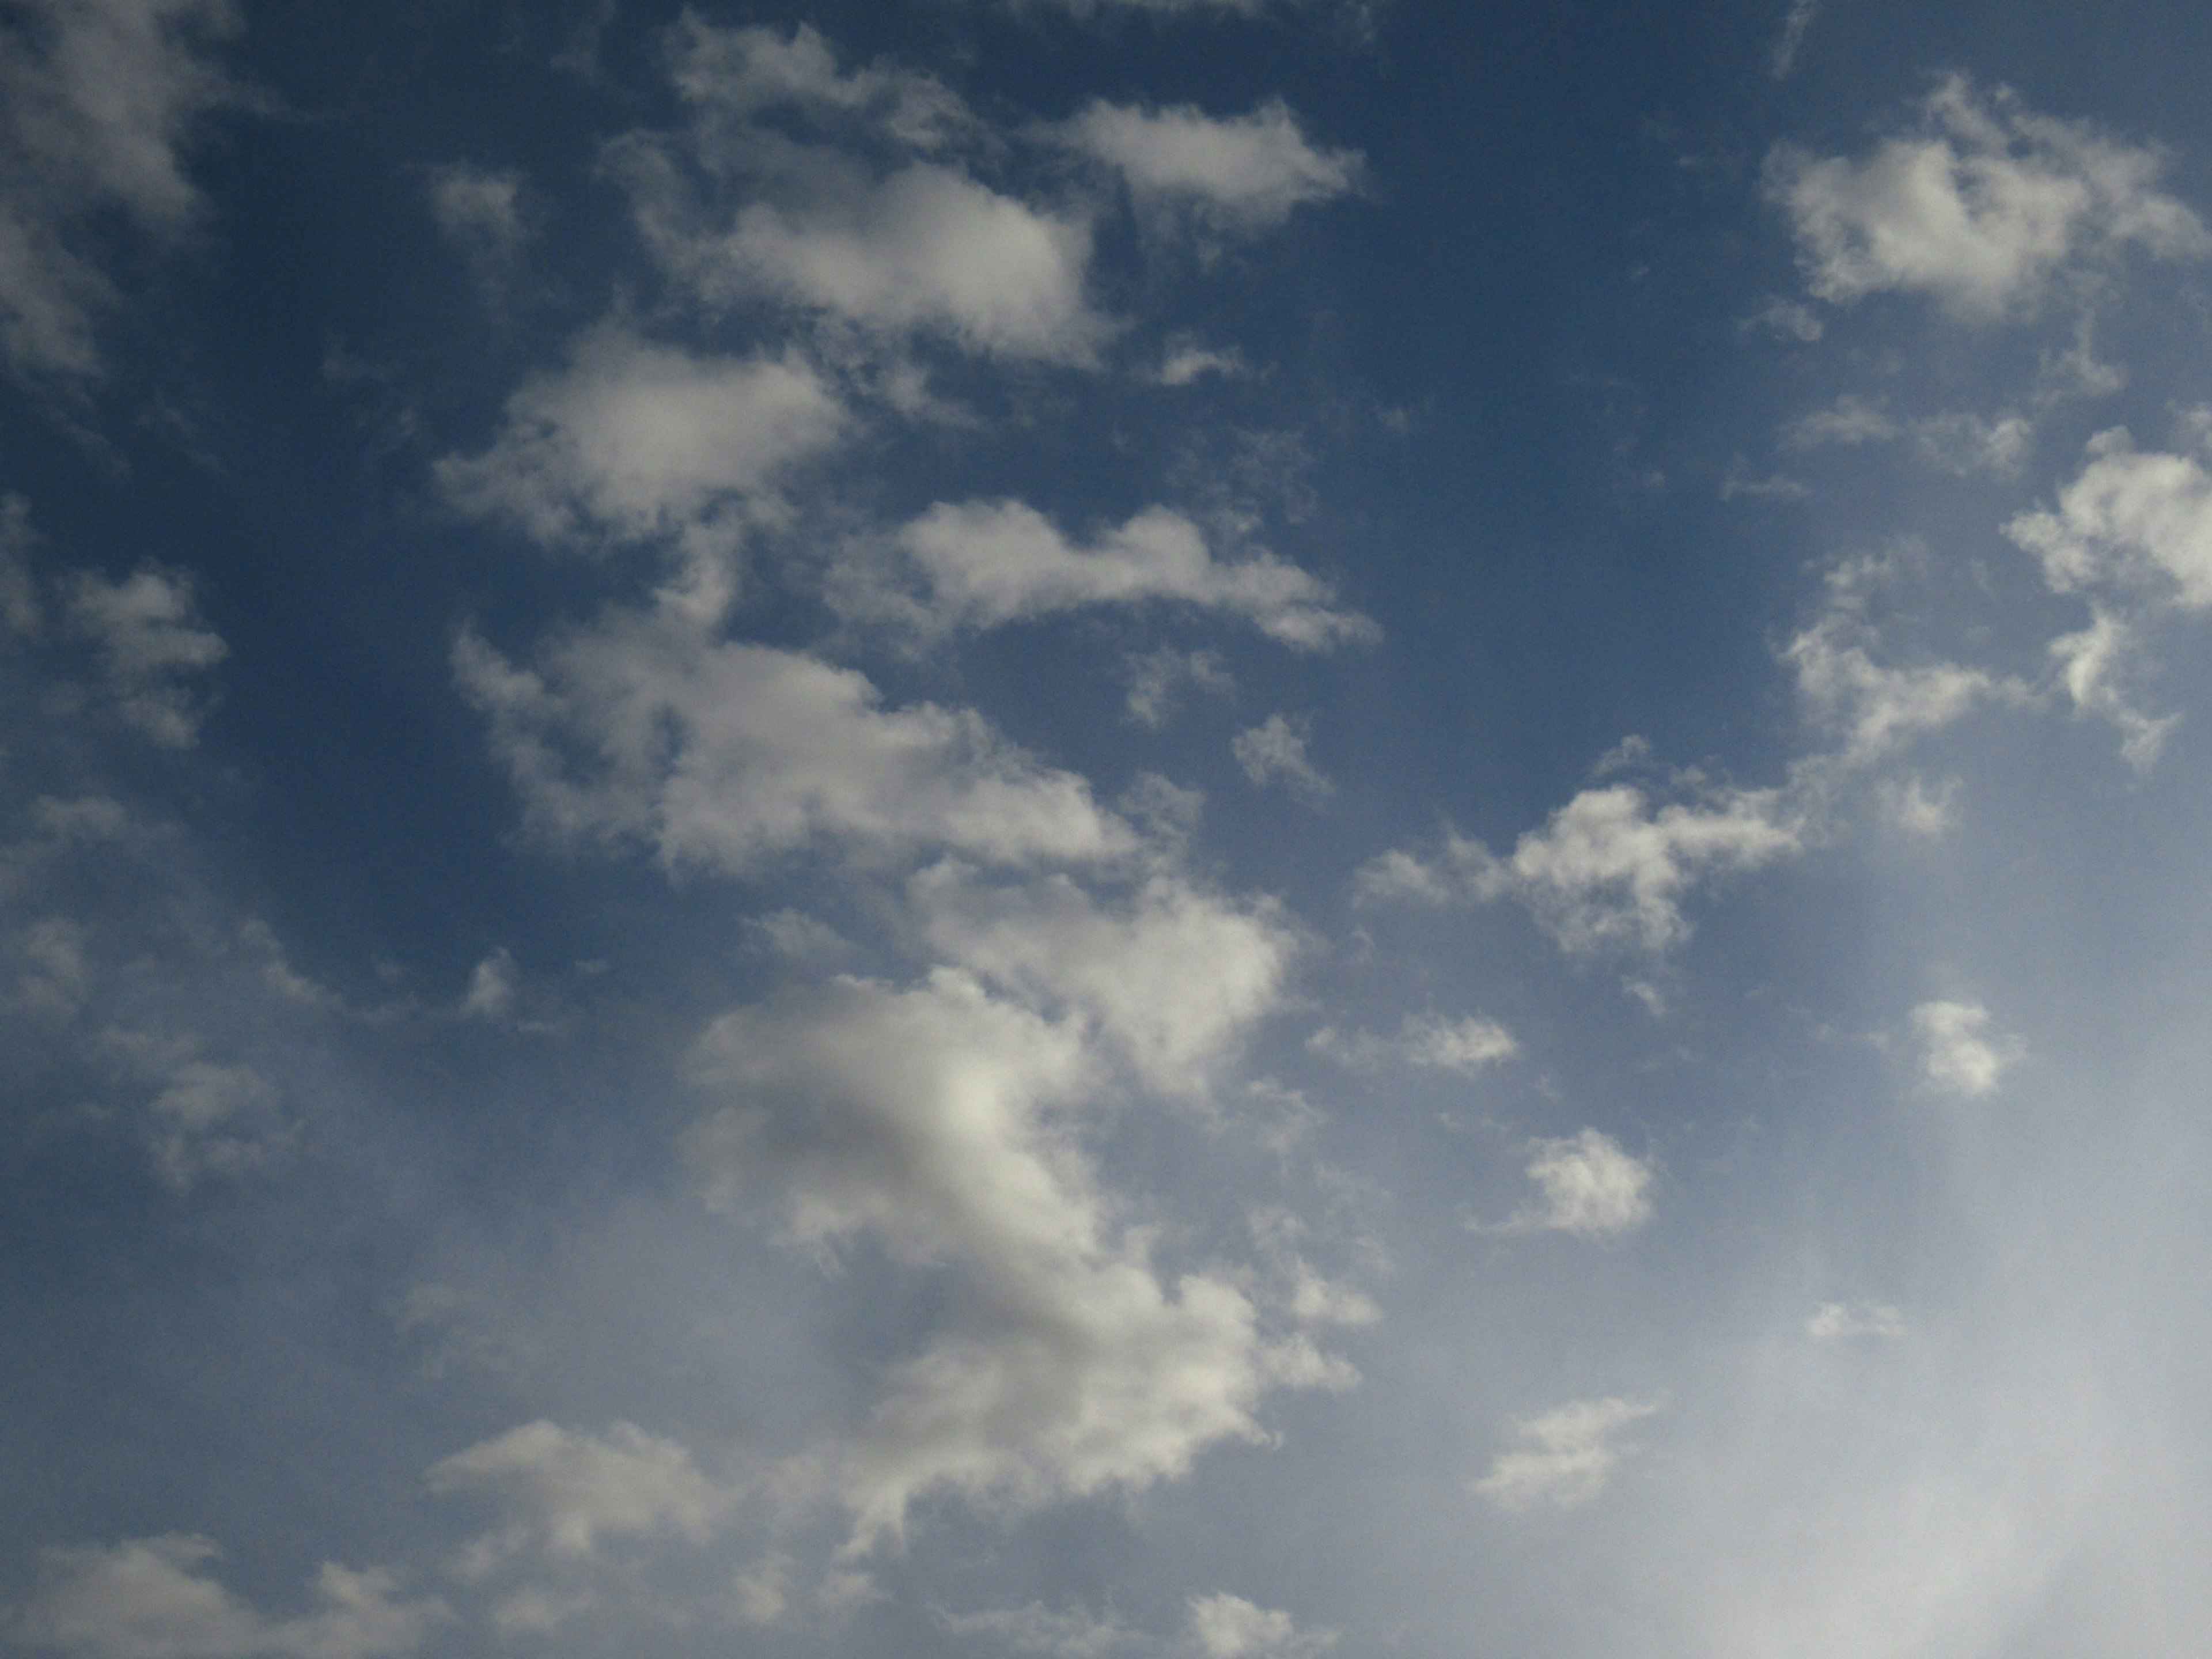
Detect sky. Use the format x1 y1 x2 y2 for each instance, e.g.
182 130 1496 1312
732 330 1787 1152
7 1 2212 1656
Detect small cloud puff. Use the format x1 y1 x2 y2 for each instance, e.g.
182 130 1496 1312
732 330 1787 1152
1911 999 2019 1097
1488 1128 1655 1238
1474 1396 1660 1512
1808 1300 1908 1342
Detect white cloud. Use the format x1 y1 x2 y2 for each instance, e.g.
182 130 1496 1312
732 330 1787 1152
434 324 844 571
1233 714 1332 797
145 1060 286 1191
1767 77 2207 319
1786 608 2016 767
1065 99 1361 238
426 1420 727 1567
2046 607 2176 771
454 614 1137 876
941 1603 1138 1659
1309 1013 1517 1074
1493 1128 1654 1238
662 20 969 154
1768 0 1820 79
1360 782 1801 955
1785 395 2031 476
457 947 517 1021
844 499 1372 649
1911 999 2018 1097
426 162 527 279
1152 337 1245 386
911 865 1296 1096
0 0 241 380
1182 1593 1336 1659
2007 427 2212 609
19 1535 443 1659
687 969 1349 1548
67 566 227 747
1473 1397 1660 1512
1807 1300 1907 1342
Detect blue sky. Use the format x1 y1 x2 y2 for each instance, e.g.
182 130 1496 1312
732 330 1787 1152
9 2 2212 1655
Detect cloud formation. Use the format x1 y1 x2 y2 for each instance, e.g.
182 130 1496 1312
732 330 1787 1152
1473 1397 1660 1511
1911 999 2018 1097
1065 99 1361 238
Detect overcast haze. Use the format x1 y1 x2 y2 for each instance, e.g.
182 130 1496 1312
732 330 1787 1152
7 2 2212 1656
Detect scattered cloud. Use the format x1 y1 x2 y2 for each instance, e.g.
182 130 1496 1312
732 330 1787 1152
1233 714 1332 797
1768 77 2207 319
66 566 228 747
941 1603 1139 1659
1064 99 1361 240
1473 1397 1660 1512
1785 395 2032 476
145 1059 286 1191
1123 645 1232 726
426 1420 728 1569
1309 1012 1517 1073
1488 1128 1655 1238
1808 1300 1908 1341
19 1535 444 1659
1182 1593 1336 1659
426 162 529 287
457 947 518 1021
1911 999 2018 1097
1768 0 1821 79
841 499 1372 649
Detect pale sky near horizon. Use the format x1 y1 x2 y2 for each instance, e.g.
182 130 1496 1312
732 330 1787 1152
8 2 2212 1656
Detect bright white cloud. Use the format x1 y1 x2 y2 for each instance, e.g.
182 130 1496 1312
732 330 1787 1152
687 969 1349 1548
1786 608 2016 767
1182 1593 1336 1659
454 615 1137 876
2008 427 2212 608
1065 99 1361 237
1495 1128 1655 1238
911 865 1296 1096
1473 1397 1660 1512
845 499 1372 648
426 1421 726 1567
434 325 844 562
1767 77 2207 319
2046 607 2176 771
1233 714 1332 797
20 1536 443 1659
457 947 517 1021
1807 1300 1907 1342
1911 999 2018 1097
0 0 241 380
66 566 228 747
1360 782 1801 955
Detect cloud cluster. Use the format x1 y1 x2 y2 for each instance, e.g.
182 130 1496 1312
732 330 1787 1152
1064 98 1361 241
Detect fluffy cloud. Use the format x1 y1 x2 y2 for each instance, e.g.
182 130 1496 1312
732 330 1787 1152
2008 427 2212 608
18 1536 442 1659
427 1420 726 1569
144 1059 286 1191
614 24 1103 363
843 499 1372 649
1785 395 2031 476
435 325 844 562
687 969 1349 1547
911 865 1296 1096
1767 77 2206 319
1911 999 2018 1097
1493 1128 1654 1238
1064 99 1361 238
454 615 1137 875
1359 782 1801 955
1233 714 1332 797
66 566 228 747
1472 1397 1660 1512
0 0 241 380
1182 1594 1336 1659
1786 609 2016 768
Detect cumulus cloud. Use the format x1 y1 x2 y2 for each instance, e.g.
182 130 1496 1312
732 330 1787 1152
18 1535 443 1659
145 1059 286 1191
1785 593 2019 768
457 947 517 1021
0 0 243 381
1807 1300 1908 1342
1064 99 1361 239
435 324 844 574
454 615 1137 876
1911 999 2018 1097
2008 427 2212 609
1488 1128 1654 1238
613 24 1104 363
911 865 1296 1096
426 1420 727 1570
1233 714 1332 797
1181 1594 1336 1659
66 566 228 746
1359 781 1801 955
1473 1397 1660 1512
1767 77 2207 319
1785 395 2032 476
842 499 1372 649
686 969 1350 1548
